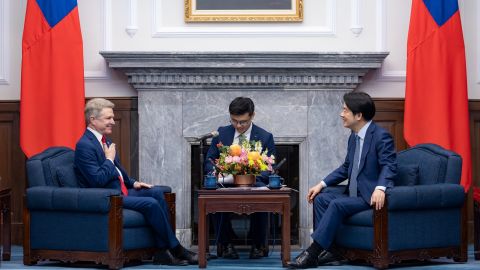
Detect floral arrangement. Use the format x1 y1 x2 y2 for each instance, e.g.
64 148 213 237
214 140 275 176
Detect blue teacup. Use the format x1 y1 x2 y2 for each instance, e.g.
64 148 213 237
268 175 283 189
204 175 217 189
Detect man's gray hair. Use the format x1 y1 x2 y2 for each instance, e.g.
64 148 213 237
85 98 115 124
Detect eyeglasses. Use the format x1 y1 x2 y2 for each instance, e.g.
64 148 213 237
230 118 251 127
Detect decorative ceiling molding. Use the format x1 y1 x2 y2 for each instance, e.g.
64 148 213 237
350 0 363 37
84 0 111 80
152 0 336 38
0 0 10 85
100 51 388 90
125 0 138 37
375 0 405 82
477 0 480 84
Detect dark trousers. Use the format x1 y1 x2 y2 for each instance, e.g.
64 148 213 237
213 181 268 246
312 191 369 249
123 187 180 249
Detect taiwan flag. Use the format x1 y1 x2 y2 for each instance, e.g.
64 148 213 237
404 0 471 191
21 0 85 158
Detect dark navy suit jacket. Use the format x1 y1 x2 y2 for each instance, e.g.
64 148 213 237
204 124 276 184
74 129 135 189
323 122 397 202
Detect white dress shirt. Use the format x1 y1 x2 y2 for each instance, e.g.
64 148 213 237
233 122 253 144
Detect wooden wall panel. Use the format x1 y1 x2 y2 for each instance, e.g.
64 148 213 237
470 102 480 243
373 99 407 151
0 102 25 245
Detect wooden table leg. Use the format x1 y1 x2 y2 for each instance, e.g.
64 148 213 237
198 198 207 268
281 199 291 266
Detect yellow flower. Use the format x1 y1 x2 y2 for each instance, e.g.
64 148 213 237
247 151 260 161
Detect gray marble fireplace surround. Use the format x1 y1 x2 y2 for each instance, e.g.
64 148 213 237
101 52 388 248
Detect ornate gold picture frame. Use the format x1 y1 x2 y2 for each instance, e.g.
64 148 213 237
185 0 303 22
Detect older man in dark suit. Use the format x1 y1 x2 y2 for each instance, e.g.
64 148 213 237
288 92 397 268
74 98 197 266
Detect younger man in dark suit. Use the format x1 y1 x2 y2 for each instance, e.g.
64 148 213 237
205 97 276 259
74 98 197 266
288 92 397 268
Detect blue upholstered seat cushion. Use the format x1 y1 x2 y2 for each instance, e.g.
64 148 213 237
396 164 419 186
56 164 80 187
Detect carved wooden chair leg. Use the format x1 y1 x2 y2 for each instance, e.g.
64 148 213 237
23 197 37 266
108 196 124 270
474 201 480 260
454 198 468 262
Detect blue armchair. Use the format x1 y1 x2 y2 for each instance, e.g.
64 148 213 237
23 147 176 269
328 143 467 269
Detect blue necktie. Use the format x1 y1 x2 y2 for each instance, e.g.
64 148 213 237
349 135 360 197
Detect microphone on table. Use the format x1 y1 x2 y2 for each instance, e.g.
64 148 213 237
195 131 219 141
208 158 226 188
273 158 287 175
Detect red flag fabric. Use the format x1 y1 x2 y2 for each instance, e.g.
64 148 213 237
474 187 480 203
404 0 471 191
21 0 85 158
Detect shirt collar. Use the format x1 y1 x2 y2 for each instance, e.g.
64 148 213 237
356 120 372 140
87 127 103 145
234 122 253 141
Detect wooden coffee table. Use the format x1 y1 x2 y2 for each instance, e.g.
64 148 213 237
197 187 292 268
0 188 11 261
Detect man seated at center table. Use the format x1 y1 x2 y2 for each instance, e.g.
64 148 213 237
204 97 276 260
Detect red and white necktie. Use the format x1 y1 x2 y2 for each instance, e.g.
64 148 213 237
102 136 128 196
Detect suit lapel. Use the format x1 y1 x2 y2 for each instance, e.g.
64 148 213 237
223 125 235 146
250 124 259 141
85 130 104 156
358 123 375 172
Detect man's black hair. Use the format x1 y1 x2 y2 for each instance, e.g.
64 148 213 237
343 91 376 121
229 97 255 116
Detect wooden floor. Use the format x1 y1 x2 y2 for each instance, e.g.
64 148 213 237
1 245 479 269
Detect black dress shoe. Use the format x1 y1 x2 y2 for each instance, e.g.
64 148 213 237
249 246 263 259
287 250 319 269
206 252 218 260
221 243 239 259
177 248 199 265
153 249 189 266
259 245 269 257
317 250 344 266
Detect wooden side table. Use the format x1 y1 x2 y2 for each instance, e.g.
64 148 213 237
197 187 291 268
0 188 11 261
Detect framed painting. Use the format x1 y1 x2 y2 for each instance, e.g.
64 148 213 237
185 0 303 22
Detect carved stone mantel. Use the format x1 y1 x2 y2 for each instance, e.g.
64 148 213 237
101 52 388 90
100 51 389 248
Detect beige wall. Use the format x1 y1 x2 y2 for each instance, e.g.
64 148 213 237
1 0 479 100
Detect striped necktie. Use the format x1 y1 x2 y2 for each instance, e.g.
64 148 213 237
238 133 247 144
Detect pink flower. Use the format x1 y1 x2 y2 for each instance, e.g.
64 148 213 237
232 156 241 163
225 156 233 163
